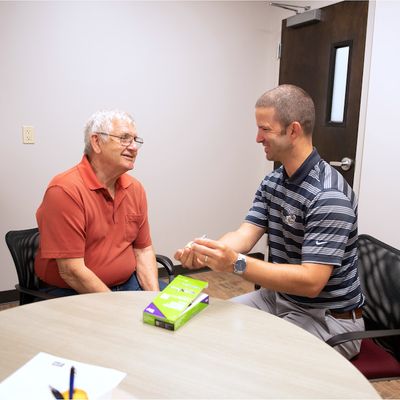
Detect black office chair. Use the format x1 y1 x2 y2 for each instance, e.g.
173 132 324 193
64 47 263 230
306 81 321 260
5 228 175 305
327 234 400 379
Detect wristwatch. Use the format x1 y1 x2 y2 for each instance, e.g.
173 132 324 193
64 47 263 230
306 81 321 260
233 253 247 275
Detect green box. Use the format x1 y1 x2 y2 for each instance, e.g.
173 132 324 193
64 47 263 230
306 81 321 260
143 275 209 331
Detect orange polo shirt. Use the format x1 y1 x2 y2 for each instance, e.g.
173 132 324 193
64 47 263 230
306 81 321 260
35 155 152 288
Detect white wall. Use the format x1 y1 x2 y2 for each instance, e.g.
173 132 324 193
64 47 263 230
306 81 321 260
0 1 289 291
358 0 400 248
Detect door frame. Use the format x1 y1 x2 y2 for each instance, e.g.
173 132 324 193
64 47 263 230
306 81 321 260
347 0 375 196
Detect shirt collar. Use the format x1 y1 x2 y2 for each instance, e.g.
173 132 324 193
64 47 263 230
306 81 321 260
77 155 132 190
283 147 320 186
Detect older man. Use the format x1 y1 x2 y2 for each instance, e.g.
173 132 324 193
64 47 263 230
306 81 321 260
35 110 164 295
175 85 364 359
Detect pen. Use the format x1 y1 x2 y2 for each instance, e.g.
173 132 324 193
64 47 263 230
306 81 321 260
69 366 75 399
186 234 207 249
49 385 64 400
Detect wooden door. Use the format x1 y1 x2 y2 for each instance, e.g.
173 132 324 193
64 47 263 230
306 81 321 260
279 1 369 186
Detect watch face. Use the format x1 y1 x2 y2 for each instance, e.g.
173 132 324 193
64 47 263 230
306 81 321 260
234 255 246 274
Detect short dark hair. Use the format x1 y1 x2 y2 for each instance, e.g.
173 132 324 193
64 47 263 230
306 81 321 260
255 84 315 135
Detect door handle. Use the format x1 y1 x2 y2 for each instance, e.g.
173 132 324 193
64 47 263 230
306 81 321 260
329 157 353 171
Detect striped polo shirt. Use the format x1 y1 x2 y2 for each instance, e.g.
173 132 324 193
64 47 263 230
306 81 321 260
245 148 364 312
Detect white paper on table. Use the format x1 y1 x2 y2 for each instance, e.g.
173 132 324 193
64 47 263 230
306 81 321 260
0 352 127 399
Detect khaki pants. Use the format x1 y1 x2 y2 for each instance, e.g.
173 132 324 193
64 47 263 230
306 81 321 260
232 288 364 359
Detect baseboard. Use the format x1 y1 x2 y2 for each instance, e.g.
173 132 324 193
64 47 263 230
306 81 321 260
0 289 19 304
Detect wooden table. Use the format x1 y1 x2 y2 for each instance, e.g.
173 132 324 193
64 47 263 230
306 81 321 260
0 292 380 399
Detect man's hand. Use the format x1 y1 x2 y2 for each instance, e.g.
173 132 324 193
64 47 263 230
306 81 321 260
174 239 203 269
191 238 238 272
175 237 238 272
175 224 263 271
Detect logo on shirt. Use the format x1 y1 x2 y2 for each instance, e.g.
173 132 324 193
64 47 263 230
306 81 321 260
285 214 296 225
316 240 328 246
281 207 296 226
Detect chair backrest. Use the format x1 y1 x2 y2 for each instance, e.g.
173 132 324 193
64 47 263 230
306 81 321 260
358 234 400 360
5 228 40 297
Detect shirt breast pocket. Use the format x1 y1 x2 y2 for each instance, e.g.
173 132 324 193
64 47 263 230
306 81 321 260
125 214 142 243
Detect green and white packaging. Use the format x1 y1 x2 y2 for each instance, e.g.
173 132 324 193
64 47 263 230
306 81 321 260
143 275 209 331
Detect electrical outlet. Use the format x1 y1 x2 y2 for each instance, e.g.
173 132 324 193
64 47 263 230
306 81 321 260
22 126 35 144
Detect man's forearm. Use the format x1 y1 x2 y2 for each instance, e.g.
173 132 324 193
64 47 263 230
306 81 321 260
136 269 160 291
219 231 254 254
62 272 111 293
57 258 111 293
219 222 265 254
134 246 160 291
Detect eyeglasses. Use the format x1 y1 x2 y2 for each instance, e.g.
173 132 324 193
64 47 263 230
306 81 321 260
97 132 144 148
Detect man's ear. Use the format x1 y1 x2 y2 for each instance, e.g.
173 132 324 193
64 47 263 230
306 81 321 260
90 133 102 154
287 121 302 141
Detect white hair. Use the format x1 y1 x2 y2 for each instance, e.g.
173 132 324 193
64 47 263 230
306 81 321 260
83 109 135 155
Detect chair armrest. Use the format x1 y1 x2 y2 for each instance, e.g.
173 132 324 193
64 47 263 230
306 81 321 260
156 254 175 282
15 284 57 300
326 328 400 347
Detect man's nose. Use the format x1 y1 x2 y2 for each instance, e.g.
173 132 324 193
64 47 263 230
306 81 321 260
256 132 264 143
127 141 139 150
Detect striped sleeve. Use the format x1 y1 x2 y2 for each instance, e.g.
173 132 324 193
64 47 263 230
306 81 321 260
302 189 356 266
245 184 268 228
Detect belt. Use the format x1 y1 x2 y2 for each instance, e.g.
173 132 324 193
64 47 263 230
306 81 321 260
330 308 363 320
